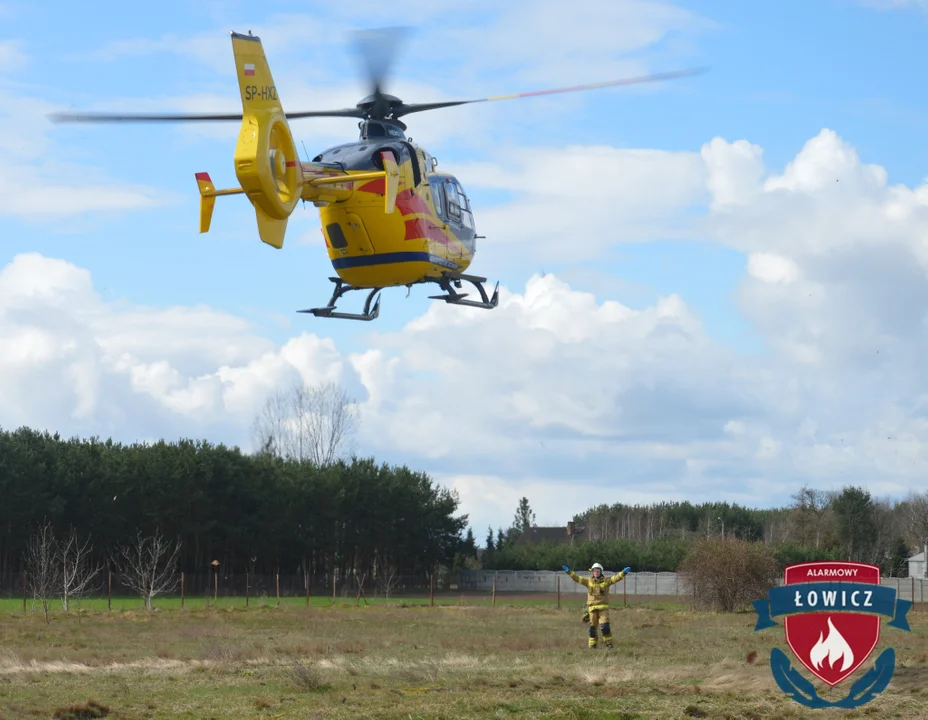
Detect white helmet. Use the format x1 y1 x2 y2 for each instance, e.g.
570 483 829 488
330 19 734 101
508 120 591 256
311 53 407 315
591 563 603 572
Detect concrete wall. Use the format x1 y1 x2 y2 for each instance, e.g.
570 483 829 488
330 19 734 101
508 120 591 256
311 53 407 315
455 570 928 602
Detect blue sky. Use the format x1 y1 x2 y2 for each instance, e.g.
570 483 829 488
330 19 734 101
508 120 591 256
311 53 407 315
3 0 928 534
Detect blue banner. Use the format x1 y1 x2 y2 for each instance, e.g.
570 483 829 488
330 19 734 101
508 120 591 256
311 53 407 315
753 581 911 632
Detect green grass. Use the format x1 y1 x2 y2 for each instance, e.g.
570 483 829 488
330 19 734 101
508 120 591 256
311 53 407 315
0 592 689 613
0 594 584 613
0 596 925 719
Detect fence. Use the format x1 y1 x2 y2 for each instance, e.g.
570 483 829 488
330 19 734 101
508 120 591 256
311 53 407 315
0 571 437 603
456 570 928 603
2 569 925 605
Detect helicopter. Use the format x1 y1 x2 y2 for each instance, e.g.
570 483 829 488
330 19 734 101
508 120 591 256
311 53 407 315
49 28 705 321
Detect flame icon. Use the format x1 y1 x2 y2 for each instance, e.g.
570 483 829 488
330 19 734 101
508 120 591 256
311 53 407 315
809 617 854 672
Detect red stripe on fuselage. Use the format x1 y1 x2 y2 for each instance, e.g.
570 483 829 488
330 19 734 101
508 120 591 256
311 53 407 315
395 190 431 216
358 178 385 194
405 217 452 247
356 183 433 217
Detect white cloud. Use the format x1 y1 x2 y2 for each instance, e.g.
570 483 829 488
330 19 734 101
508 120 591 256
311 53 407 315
856 0 928 9
747 253 799 284
453 145 707 266
0 40 27 72
0 46 179 221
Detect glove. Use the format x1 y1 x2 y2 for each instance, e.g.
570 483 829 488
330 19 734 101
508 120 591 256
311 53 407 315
562 565 570 573
623 566 631 574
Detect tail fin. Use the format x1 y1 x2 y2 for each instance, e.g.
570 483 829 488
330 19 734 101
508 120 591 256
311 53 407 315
231 30 284 115
230 31 303 249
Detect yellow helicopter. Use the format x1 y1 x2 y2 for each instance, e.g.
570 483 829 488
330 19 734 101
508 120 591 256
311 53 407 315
50 29 704 321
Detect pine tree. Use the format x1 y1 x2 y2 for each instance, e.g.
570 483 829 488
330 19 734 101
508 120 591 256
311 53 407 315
513 497 536 534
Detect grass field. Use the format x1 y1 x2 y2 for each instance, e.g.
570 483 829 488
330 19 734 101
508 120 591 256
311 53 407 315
1 593 926 719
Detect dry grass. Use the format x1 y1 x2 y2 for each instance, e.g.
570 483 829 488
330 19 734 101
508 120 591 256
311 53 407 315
0 599 924 718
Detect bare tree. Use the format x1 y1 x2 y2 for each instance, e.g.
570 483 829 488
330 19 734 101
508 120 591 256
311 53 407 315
900 492 928 549
23 521 59 624
251 380 360 466
251 387 290 458
791 486 832 547
113 530 182 610
377 564 401 599
60 527 101 614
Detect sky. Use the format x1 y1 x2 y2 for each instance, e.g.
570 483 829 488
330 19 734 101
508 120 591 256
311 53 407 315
3 0 928 539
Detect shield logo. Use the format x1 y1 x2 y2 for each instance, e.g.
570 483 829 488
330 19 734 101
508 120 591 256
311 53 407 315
782 561 880 687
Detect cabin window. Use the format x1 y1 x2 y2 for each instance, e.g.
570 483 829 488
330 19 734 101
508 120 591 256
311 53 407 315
444 180 461 220
453 181 475 230
430 179 446 219
401 142 422 187
325 222 348 249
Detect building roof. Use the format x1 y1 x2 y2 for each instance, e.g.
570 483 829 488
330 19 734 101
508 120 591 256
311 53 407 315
908 551 925 563
514 525 585 546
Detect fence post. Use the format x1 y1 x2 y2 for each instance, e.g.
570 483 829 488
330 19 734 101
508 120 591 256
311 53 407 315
492 572 497 607
430 573 434 607
245 571 249 607
180 572 185 609
276 572 280 607
557 574 561 610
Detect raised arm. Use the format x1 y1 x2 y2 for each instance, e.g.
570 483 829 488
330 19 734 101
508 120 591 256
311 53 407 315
562 565 590 587
607 566 632 586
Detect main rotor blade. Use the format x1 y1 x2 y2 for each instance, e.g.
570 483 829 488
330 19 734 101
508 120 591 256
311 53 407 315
351 26 411 95
48 107 366 123
393 67 708 118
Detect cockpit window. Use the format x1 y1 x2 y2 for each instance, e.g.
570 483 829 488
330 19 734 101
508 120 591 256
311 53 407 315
449 180 474 230
429 177 445 219
444 180 461 220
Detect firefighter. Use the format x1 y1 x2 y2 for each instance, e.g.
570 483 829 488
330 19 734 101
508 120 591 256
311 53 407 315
562 562 631 649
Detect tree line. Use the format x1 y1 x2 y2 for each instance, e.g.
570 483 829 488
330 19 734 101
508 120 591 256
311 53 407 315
476 486 927 576
0 425 468 581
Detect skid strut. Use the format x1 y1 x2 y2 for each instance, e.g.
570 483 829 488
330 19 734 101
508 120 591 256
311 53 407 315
297 277 382 321
427 272 500 309
298 272 499 321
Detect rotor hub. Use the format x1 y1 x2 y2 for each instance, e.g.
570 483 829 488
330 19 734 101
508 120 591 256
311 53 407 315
356 92 404 119
270 148 286 178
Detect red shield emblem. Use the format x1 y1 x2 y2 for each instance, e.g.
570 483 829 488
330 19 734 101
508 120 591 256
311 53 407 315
782 561 880 686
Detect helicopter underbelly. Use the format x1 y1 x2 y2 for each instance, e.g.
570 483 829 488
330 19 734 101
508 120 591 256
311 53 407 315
318 200 471 288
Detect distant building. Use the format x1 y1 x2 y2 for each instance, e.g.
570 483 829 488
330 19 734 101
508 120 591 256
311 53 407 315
514 521 586 547
908 541 927 579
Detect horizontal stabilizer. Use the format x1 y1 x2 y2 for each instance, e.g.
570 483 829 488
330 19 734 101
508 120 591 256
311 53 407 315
195 172 217 233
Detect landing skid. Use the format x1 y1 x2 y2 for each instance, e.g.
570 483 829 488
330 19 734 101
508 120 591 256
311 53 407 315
297 272 498 321
427 272 500 310
297 277 382 321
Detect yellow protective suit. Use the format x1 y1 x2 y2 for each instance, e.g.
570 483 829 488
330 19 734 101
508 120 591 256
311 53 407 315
566 569 626 648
